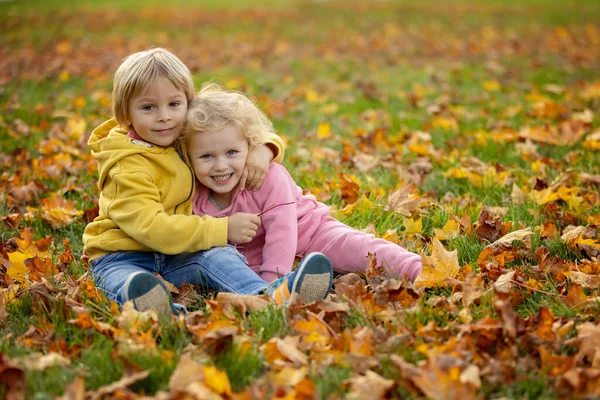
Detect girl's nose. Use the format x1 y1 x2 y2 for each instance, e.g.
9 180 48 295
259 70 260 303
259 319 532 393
214 157 227 170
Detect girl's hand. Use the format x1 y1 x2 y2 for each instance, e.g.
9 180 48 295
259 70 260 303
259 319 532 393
239 144 274 191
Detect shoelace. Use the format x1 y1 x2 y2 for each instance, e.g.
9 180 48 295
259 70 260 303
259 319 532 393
267 276 286 292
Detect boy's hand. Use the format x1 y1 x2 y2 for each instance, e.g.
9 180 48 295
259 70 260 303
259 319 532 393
228 213 261 243
239 144 274 191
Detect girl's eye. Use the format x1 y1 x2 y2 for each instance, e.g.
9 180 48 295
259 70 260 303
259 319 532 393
227 150 238 156
199 154 212 159
170 102 181 107
142 105 154 111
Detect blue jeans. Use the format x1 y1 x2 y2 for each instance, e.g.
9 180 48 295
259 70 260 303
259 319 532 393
89 246 269 305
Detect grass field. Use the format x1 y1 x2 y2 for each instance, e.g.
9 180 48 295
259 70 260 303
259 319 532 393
1 0 600 398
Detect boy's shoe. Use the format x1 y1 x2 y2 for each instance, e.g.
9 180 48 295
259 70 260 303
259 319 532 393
266 252 333 306
122 271 180 317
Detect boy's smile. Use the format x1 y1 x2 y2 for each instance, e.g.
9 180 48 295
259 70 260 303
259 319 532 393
188 123 250 207
125 76 188 147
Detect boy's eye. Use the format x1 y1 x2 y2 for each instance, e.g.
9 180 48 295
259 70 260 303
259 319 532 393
142 105 155 111
199 154 212 159
226 150 238 156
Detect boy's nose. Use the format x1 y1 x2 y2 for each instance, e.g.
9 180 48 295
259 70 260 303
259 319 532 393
156 109 172 122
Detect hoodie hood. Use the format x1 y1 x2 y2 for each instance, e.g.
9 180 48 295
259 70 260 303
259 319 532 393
88 118 170 189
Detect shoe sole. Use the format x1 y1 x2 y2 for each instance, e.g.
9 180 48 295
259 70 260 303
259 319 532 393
292 252 333 304
123 272 173 317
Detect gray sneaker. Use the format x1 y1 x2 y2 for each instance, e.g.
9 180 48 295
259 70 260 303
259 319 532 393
122 271 180 317
265 252 333 306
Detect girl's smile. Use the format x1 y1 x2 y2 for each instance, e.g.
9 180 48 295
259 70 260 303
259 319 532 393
187 123 250 208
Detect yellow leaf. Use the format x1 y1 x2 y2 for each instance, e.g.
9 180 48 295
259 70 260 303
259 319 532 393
482 80 501 91
404 218 423 235
435 219 460 240
431 116 459 132
317 122 332 139
202 366 232 396
7 252 30 283
305 88 326 103
321 103 339 114
414 238 460 289
531 188 560 205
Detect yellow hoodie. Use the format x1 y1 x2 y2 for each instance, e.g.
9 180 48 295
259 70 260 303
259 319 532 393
83 118 284 261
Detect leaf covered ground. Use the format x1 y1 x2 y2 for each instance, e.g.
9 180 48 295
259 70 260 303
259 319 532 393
1 0 600 399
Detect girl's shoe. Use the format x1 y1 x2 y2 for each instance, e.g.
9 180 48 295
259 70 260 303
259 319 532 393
122 271 184 317
266 252 333 306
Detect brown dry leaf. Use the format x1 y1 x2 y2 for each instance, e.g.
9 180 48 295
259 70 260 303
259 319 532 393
345 370 395 400
168 353 206 392
490 228 534 249
0 354 25 400
338 172 360 205
215 292 270 316
384 184 422 217
22 352 70 370
0 294 7 323
393 353 477 400
86 370 150 400
333 272 364 288
564 322 600 366
474 206 504 243
563 284 588 309
566 271 600 289
493 270 515 294
275 336 308 366
57 376 85 400
414 238 460 290
365 252 387 288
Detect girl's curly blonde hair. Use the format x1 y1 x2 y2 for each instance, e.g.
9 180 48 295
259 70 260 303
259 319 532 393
183 83 274 147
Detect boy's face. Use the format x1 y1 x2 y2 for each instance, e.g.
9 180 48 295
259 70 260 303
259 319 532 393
188 124 249 196
125 77 188 147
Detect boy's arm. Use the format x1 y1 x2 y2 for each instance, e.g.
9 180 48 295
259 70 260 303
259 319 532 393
265 132 285 163
107 170 229 254
239 132 286 191
255 164 298 282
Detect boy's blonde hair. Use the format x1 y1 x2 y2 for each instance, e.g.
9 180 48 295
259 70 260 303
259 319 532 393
112 48 195 127
184 83 274 147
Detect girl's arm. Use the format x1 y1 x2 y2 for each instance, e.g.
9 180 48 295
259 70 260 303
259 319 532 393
254 163 299 282
239 133 286 191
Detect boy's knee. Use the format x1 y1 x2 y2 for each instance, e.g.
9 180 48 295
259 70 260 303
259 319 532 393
203 246 247 265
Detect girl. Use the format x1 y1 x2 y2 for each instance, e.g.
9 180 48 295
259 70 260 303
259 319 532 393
83 48 333 315
184 83 422 283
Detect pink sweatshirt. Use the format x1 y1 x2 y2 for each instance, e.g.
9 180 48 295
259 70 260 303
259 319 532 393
193 163 330 282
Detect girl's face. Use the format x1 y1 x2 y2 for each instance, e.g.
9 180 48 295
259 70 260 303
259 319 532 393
125 77 188 147
188 123 249 196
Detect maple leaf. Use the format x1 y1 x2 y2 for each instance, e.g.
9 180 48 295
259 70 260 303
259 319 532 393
414 238 460 290
338 172 360 205
384 184 422 217
365 252 387 288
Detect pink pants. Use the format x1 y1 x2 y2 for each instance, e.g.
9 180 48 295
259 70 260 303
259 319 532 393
298 217 422 281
